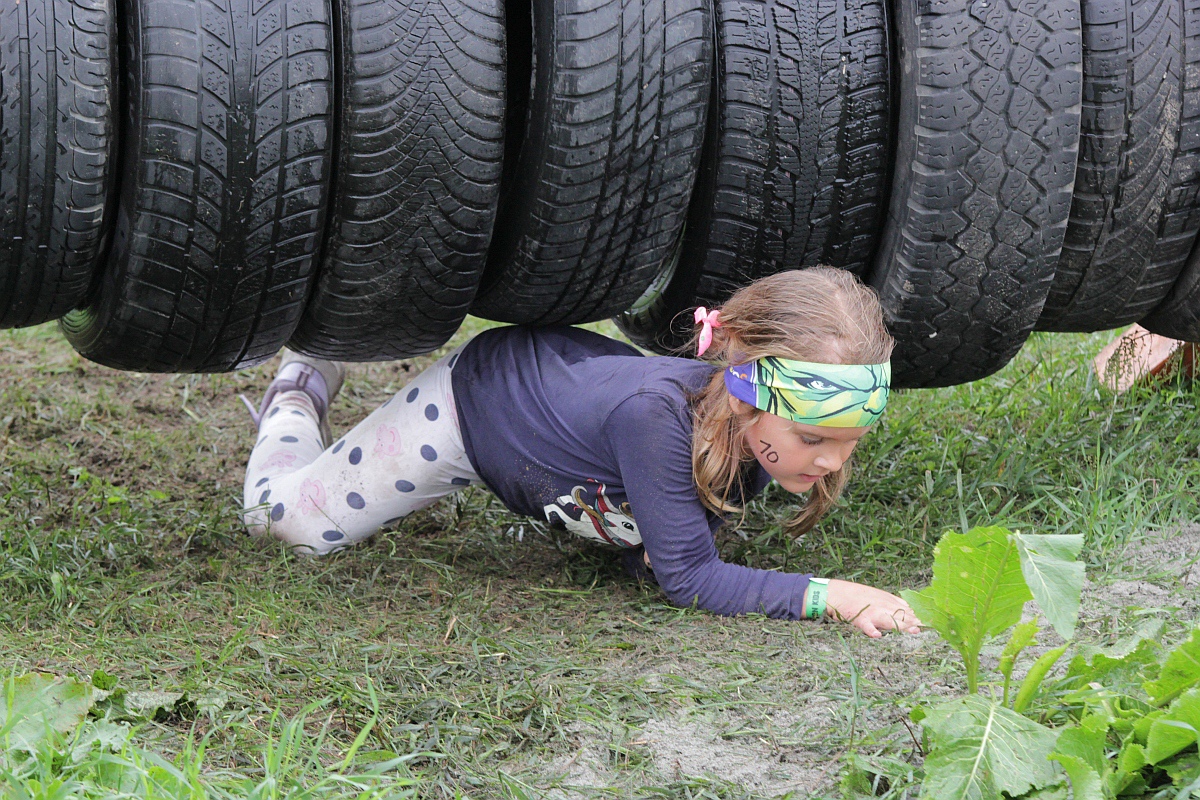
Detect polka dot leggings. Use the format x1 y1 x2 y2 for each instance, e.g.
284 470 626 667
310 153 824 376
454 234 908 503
241 348 481 555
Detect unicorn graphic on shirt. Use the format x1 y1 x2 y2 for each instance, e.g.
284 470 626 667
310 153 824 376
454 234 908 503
543 480 641 547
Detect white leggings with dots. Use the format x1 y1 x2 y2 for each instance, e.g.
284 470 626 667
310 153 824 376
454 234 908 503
241 348 481 555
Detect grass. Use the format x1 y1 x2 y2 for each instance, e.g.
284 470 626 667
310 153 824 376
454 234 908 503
1 320 1199 798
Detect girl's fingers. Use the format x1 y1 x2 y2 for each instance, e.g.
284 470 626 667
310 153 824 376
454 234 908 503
859 618 882 638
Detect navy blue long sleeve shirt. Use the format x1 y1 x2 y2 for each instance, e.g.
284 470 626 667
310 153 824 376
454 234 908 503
451 325 812 620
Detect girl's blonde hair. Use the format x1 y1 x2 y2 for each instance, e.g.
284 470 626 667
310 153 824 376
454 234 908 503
689 267 894 534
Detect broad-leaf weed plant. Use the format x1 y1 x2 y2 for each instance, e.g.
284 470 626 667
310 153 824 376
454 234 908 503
0 671 422 798
848 526 1200 800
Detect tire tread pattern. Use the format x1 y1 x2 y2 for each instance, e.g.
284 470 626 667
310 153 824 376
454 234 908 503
872 0 1083 387
1039 0 1200 332
697 0 889 299
289 0 505 360
62 0 334 372
469 0 711 325
617 0 890 351
0 0 116 328
1140 0 1200 340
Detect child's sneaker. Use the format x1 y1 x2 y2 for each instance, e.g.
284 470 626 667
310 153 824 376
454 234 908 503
241 349 346 446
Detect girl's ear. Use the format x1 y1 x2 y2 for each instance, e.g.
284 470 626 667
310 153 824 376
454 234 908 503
727 394 755 417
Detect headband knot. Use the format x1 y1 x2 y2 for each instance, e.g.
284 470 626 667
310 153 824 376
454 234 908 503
694 307 721 357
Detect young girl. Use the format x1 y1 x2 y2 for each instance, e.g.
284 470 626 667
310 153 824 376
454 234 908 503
240 268 920 638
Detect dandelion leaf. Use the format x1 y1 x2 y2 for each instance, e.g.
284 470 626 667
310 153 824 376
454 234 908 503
919 695 1058 800
1052 715 1136 800
1054 713 1109 776
1133 709 1166 745
1146 688 1200 765
1118 741 1147 774
1048 753 1103 800
1067 636 1162 700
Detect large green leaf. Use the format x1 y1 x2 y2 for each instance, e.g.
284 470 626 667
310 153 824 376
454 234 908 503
919 695 1059 800
1146 688 1200 765
1012 533 1084 640
0 673 93 751
903 528 1033 692
1113 742 1150 797
1048 753 1103 800
1118 741 1147 774
1132 709 1164 746
1053 714 1109 776
1146 629 1200 707
1052 714 1138 800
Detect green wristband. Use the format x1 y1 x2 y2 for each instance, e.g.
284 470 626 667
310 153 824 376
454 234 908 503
805 578 829 620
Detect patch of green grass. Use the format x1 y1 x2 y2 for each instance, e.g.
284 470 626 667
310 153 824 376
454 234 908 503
1 323 1198 797
2 698 422 798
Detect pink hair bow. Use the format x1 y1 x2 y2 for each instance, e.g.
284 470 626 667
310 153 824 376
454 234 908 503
694 306 721 357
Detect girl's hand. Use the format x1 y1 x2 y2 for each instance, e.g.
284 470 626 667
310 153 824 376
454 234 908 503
824 579 922 638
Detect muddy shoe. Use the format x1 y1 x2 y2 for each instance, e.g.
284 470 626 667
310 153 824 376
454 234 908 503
241 349 347 446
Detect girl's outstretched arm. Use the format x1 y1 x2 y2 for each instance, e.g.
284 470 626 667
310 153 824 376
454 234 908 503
610 392 814 619
608 392 920 637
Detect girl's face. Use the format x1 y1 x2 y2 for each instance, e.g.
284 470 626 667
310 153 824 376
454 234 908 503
730 396 870 494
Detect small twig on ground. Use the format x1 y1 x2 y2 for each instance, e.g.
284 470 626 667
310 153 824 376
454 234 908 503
875 666 924 757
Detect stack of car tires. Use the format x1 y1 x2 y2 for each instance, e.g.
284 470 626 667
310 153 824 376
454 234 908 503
2 0 1199 387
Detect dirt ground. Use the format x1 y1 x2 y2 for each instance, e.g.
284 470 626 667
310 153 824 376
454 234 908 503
532 526 1200 797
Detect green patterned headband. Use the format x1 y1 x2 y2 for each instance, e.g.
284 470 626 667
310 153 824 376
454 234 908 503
724 357 890 427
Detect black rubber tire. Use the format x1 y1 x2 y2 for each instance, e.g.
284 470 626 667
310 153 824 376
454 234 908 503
467 0 712 325
0 0 117 329
61 0 334 373
1143 242 1200 340
1038 0 1200 333
617 0 891 353
288 0 506 361
869 0 1083 388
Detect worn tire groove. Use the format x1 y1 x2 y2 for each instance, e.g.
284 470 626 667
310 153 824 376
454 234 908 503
470 0 710 325
869 0 1083 388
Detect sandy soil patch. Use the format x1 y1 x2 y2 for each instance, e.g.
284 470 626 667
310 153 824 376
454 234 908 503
1083 524 1200 615
642 712 827 795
